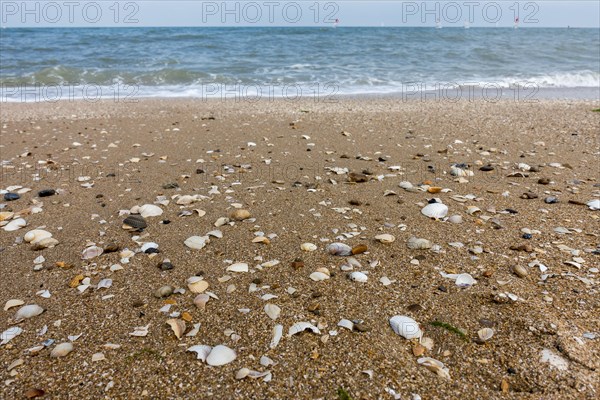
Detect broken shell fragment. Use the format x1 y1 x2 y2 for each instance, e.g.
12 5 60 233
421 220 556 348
4 299 24 311
3 218 26 231
288 322 321 337
270 325 283 349
421 203 448 219
184 235 209 250
194 294 210 310
309 271 330 281
407 237 432 250
264 303 281 320
301 242 317 252
477 328 494 342
587 199 599 210
417 357 450 379
166 319 186 340
139 204 163 218
15 304 44 321
31 237 59 250
1 327 23 345
187 345 212 362
227 262 249 273
374 234 395 244
326 242 352 256
229 209 251 221
50 343 74 358
389 315 422 339
351 244 368 255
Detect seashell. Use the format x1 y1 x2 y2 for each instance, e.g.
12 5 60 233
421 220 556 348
450 165 474 177
184 235 209 250
194 294 210 310
270 325 283 349
229 209 251 221
226 262 249 273
236 367 251 379
92 352 106 362
176 195 196 205
206 230 223 239
338 319 354 331
96 279 112 289
348 271 368 282
466 206 481 215
139 204 163 218
447 215 463 224
24 229 52 243
186 323 201 337
351 244 368 255
252 236 270 244
309 271 329 281
455 273 476 288
326 242 352 256
288 322 321 337
129 324 150 337
4 299 24 311
154 285 174 298
3 218 26 231
417 357 450 379
15 304 44 321
1 327 23 345
512 265 528 278
82 245 103 260
166 319 186 340
206 345 237 366
407 237 432 250
264 303 281 320
122 215 147 230
187 277 209 293
50 342 74 358
187 345 213 362
477 328 494 342
421 203 448 219
0 211 14 221
374 234 395 244
301 242 317 252
31 237 59 250
587 199 600 210
141 242 159 253
390 315 422 339
214 217 230 227
399 181 414 190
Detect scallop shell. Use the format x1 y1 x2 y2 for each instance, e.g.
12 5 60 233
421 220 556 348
455 273 476 288
206 345 237 366
348 271 368 282
187 345 213 362
417 357 450 379
587 199 600 210
24 229 52 243
15 304 44 321
122 215 147 230
1 327 23 345
389 315 422 339
3 218 26 231
421 203 448 219
270 325 283 349
264 303 281 320
194 294 210 310
226 262 249 273
184 235 209 250
301 242 317 252
166 319 186 340
139 204 163 218
374 234 395 244
82 245 103 260
326 242 352 256
407 237 432 250
50 343 74 358
477 328 494 342
187 277 209 293
288 322 321 337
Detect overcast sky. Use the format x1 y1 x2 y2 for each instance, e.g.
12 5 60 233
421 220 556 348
2 1 599 28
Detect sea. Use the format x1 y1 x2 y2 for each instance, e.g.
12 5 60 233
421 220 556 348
1 27 599 101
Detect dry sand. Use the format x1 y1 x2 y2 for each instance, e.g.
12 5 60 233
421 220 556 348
1 98 599 399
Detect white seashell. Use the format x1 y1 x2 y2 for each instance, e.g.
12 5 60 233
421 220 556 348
15 304 44 321
447 215 463 224
214 217 230 227
309 271 329 281
187 277 209 293
226 262 249 273
301 242 317 252
338 319 354 331
166 319 186 340
206 230 223 238
407 237 432 250
82 245 103 260
186 323 201 337
187 345 212 362
399 181 414 190
288 322 321 337
51 343 74 358
264 303 281 320
380 276 394 286
96 279 112 289
417 357 450 379
326 242 352 256
349 271 368 282
184 235 209 250
3 218 26 231
450 165 474 177
374 234 395 244
270 325 283 349
1 327 23 345
140 242 159 252
477 328 494 342
139 204 163 218
194 294 210 310
587 199 600 210
4 299 24 311
129 324 150 337
466 206 481 215
421 203 448 219
389 315 422 339
236 367 251 380
206 345 237 366
31 237 59 249
24 229 52 243
92 352 106 362
455 273 476 288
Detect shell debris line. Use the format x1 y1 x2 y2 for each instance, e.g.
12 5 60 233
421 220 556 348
0 100 599 399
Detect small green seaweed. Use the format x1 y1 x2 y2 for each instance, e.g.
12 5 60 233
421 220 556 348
429 321 468 341
337 387 353 400
592 108 600 112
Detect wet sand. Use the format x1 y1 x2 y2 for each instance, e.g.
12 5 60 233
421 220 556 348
1 98 599 399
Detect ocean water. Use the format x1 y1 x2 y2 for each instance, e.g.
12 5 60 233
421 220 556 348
1 27 599 101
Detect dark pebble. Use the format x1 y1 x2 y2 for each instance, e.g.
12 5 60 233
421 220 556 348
522 233 533 239
196 168 205 174
544 196 559 204
568 200 586 206
159 261 174 271
407 304 423 313
4 193 20 201
123 215 147 230
505 208 518 214
103 243 120 253
507 368 517 375
38 189 56 197
144 248 160 254
521 192 538 199
161 219 171 224
354 323 370 332
162 182 179 189
252 278 262 285
438 285 447 293
348 199 362 206
479 165 494 171
538 178 550 185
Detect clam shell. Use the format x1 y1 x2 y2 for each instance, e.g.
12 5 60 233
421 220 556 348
264 303 281 320
421 203 448 219
407 237 432 250
309 271 329 281
187 277 209 293
206 345 237 366
447 215 463 224
50 343 74 358
15 304 44 321
0 211 14 222
389 315 422 339
4 299 25 311
184 235 209 250
477 328 494 342
24 229 52 243
450 165 474 177
226 262 249 273
270 325 283 349
466 206 481 215
82 245 103 260
301 242 317 252
141 242 159 252
288 322 321 337
166 319 186 340
455 273 476 288
194 294 210 310
512 265 528 278
374 234 395 244
229 209 251 221
214 217 230 227
123 215 147 230
399 181 414 190
139 204 163 218
187 345 212 362
326 242 352 256
154 285 173 298
31 237 59 250
417 357 450 379
1 327 23 345
3 218 26 231
348 271 368 282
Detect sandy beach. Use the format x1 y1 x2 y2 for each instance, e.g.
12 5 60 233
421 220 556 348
1 98 599 399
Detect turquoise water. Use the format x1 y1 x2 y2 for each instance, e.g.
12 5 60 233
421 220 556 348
1 27 599 99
